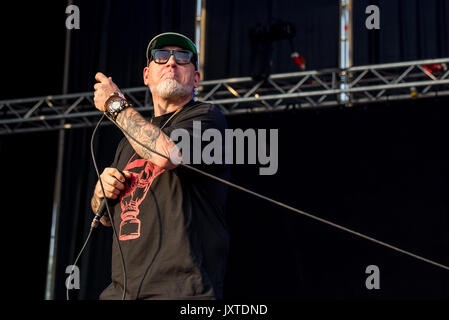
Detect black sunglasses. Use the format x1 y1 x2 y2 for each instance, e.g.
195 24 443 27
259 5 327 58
150 49 194 66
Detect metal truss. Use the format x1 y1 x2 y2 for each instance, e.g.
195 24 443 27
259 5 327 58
1 58 449 135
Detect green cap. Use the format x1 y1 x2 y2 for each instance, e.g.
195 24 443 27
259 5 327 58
146 32 198 70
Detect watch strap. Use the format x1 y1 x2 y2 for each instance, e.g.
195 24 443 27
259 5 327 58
105 94 130 121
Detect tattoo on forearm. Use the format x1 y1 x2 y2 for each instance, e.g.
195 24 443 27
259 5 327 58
117 107 162 160
91 195 100 212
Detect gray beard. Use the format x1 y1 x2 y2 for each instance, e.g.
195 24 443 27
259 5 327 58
150 77 193 99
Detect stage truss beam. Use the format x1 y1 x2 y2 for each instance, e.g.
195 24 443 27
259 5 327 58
1 58 449 135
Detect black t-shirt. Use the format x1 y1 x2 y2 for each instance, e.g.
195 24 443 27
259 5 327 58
99 100 230 300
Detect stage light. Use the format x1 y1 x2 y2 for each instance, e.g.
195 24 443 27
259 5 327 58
249 20 305 81
410 86 417 98
291 52 306 70
422 63 447 80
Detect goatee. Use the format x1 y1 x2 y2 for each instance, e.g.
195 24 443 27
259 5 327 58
150 75 193 99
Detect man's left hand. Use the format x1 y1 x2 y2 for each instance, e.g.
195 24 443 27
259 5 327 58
93 72 121 111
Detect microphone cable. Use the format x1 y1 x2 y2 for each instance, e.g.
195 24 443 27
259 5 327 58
105 112 449 273
66 227 93 300
67 114 128 300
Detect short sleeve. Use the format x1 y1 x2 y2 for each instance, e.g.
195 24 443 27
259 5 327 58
164 103 227 137
163 103 228 169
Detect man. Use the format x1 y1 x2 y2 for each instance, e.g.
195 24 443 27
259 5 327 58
91 32 230 300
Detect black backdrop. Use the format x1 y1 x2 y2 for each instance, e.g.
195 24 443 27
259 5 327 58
203 0 339 79
224 97 449 299
1 0 448 300
353 0 449 65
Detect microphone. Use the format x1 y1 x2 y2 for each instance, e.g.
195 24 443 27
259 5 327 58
91 198 113 229
91 169 127 229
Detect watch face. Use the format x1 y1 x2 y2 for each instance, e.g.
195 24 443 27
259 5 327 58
110 99 124 111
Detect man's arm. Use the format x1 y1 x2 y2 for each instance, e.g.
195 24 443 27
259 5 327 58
91 195 112 227
91 168 131 227
91 194 101 212
93 72 179 170
115 107 178 169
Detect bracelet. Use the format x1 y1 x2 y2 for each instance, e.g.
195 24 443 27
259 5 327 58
111 91 125 100
103 91 125 109
104 94 131 121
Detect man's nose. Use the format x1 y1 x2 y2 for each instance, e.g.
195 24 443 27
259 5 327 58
166 54 177 67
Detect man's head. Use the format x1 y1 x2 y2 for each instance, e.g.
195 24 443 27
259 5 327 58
143 32 200 101
146 32 199 70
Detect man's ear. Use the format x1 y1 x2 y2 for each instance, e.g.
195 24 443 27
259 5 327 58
143 66 149 86
193 70 201 88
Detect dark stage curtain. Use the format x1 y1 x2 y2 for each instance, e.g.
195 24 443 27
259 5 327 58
204 0 339 80
224 97 449 299
67 0 196 93
353 0 449 65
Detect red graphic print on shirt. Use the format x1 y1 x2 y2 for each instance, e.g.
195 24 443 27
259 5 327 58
119 153 165 241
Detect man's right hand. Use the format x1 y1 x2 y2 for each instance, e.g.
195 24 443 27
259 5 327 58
91 168 132 213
